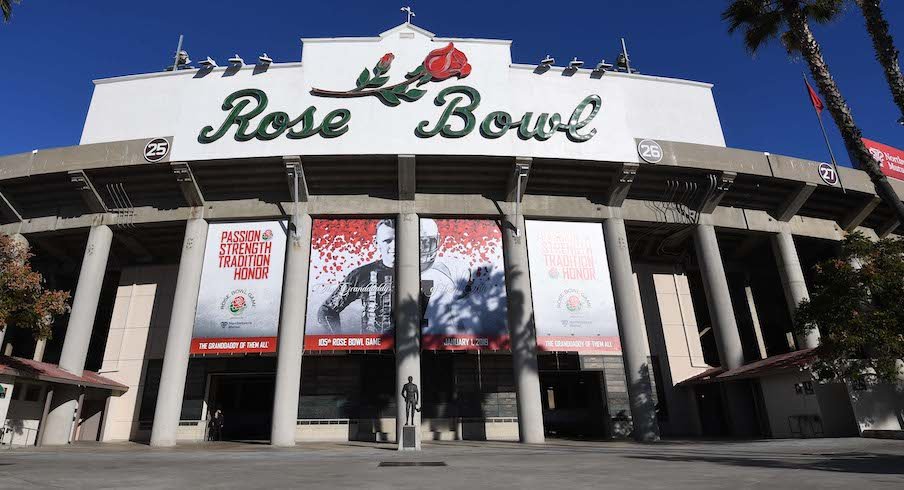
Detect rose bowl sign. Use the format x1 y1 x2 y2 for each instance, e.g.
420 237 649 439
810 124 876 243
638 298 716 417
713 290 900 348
80 24 727 164
198 43 602 146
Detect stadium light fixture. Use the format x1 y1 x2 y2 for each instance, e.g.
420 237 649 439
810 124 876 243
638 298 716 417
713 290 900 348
199 57 218 69
538 55 554 69
568 57 584 70
228 54 244 66
592 59 613 75
258 53 273 65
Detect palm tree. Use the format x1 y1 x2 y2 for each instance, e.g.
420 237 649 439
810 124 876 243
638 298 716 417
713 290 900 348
1 0 20 23
723 0 904 224
854 0 904 125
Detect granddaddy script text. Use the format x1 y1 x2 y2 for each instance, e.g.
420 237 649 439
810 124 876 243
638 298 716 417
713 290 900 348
197 87 602 144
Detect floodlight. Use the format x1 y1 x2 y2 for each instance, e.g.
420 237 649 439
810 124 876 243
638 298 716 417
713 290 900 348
228 54 244 66
199 57 218 68
568 57 584 69
593 59 613 74
540 55 555 67
258 53 273 65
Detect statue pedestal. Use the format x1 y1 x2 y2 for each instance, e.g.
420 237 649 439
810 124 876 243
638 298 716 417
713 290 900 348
398 425 420 451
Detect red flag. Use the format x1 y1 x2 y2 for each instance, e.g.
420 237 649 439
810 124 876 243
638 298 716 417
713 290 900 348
805 79 824 114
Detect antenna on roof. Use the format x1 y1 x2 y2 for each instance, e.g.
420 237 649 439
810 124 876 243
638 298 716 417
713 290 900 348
167 34 192 71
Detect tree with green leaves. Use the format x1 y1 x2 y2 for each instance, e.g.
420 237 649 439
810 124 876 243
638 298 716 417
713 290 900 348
723 0 904 225
854 0 904 126
793 232 904 383
0 233 69 343
1 0 20 23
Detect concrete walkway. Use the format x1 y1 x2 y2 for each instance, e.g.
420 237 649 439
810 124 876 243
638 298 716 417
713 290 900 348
1 438 903 489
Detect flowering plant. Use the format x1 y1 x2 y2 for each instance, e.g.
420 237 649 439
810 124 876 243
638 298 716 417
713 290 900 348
311 43 472 107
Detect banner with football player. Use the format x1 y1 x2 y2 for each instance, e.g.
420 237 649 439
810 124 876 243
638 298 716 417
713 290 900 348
192 221 287 355
304 218 395 350
420 219 508 350
526 220 621 353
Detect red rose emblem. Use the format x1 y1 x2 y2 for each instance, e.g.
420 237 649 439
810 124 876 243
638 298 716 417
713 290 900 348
376 53 394 73
232 296 246 309
422 43 471 81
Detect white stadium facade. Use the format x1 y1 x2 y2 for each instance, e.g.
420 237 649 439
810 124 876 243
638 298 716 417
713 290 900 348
0 23 902 447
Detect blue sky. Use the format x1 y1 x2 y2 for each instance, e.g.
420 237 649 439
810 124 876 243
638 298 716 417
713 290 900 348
1 0 902 166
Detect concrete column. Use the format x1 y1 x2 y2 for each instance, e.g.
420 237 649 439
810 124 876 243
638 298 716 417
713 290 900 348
33 339 47 362
694 224 744 370
42 224 113 445
502 214 545 444
271 214 312 447
602 217 660 442
395 212 422 448
150 217 208 447
771 231 819 349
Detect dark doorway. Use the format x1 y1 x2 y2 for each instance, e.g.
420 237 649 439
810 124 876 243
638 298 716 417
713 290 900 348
695 384 728 437
207 374 275 441
540 371 606 438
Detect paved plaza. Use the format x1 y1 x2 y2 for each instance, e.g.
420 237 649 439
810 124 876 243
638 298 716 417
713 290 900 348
0 437 903 489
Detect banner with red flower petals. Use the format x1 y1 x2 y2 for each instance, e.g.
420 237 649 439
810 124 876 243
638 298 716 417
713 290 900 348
420 219 508 350
304 218 395 350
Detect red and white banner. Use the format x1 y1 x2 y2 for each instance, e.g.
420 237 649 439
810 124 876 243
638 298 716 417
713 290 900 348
304 219 395 351
863 138 904 182
526 220 621 354
420 219 508 350
192 221 287 355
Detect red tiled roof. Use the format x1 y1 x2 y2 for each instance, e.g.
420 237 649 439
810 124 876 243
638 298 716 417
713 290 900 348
677 348 817 387
0 355 128 393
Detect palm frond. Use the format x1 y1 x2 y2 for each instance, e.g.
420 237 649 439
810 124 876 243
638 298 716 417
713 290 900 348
723 0 786 54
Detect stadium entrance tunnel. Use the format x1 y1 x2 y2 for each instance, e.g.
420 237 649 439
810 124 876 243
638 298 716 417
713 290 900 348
540 371 607 439
207 373 275 441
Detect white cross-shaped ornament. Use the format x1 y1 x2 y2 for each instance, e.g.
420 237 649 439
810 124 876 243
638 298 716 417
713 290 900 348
401 6 415 23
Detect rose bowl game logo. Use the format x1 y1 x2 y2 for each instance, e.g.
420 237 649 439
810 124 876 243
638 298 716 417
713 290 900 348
220 289 256 317
556 289 590 314
311 42 472 107
547 268 560 279
261 229 274 241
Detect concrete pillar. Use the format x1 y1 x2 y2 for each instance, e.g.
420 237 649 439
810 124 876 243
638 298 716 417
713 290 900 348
771 231 819 349
395 212 422 448
694 224 744 370
602 217 660 442
270 214 312 447
502 214 545 444
42 224 113 445
150 217 208 447
33 339 46 362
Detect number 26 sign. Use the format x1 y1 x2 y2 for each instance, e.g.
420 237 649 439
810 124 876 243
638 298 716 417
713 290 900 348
637 139 663 164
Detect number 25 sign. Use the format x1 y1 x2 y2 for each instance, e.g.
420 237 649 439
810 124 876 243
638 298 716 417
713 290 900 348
144 138 171 163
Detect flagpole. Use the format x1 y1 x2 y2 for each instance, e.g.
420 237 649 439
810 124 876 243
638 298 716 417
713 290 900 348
804 74 846 194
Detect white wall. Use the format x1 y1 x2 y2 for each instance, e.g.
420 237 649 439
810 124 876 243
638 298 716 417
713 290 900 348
80 24 724 164
759 372 823 438
98 265 177 441
848 381 904 433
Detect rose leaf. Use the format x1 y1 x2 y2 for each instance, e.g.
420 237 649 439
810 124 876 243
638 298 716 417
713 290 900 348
399 88 427 102
368 76 390 88
406 65 425 78
377 89 401 106
417 74 433 86
391 85 407 94
356 69 370 89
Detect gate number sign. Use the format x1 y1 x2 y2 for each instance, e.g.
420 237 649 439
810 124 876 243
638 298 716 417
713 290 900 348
144 138 170 163
637 139 663 164
818 162 838 186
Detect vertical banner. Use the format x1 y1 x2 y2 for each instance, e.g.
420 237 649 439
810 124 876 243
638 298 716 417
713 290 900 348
192 221 287 355
304 219 395 350
526 220 621 353
420 219 508 350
